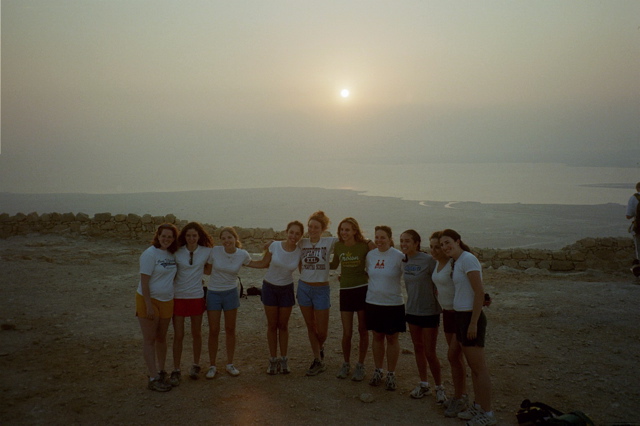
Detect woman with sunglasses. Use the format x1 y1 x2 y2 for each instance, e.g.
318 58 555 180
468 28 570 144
169 222 214 385
439 229 496 426
136 223 179 392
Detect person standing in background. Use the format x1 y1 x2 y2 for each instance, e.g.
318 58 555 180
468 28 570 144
626 182 640 276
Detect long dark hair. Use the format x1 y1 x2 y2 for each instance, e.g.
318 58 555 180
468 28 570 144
440 229 472 253
178 222 214 248
152 223 179 254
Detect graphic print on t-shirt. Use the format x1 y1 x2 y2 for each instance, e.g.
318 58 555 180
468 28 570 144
339 251 361 268
302 247 327 271
375 259 385 269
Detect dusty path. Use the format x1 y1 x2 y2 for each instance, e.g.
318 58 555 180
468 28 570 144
1 234 638 425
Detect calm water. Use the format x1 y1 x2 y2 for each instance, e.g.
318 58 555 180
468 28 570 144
1 162 637 249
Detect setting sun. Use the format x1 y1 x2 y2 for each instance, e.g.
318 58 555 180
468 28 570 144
340 89 350 98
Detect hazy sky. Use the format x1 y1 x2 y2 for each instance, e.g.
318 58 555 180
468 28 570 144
2 0 639 194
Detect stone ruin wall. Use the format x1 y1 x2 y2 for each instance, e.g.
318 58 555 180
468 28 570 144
0 211 635 273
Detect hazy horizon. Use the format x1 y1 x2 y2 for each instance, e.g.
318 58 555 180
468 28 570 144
2 1 639 195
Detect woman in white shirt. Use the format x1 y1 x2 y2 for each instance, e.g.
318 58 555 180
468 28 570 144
135 223 179 392
169 222 213 385
255 220 303 375
298 211 338 377
205 227 264 379
439 229 496 426
365 225 406 391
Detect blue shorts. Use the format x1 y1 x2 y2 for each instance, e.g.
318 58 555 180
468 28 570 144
296 280 331 310
206 288 240 311
262 281 295 308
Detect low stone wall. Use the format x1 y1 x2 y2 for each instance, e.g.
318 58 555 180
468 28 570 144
475 238 635 272
0 211 286 254
0 211 635 272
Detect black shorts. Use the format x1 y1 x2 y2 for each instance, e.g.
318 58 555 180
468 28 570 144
365 303 406 335
406 314 440 329
339 285 367 312
442 309 457 334
454 310 487 347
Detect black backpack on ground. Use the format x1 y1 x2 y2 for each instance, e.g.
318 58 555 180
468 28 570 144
516 399 595 425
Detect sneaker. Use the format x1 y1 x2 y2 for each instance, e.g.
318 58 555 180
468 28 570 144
280 356 290 374
226 364 240 376
369 368 383 386
435 385 447 404
189 364 201 380
385 372 397 391
169 370 181 387
466 411 497 426
158 370 168 384
267 357 279 375
458 405 483 420
305 359 326 376
410 383 430 399
351 363 365 382
205 366 217 379
148 377 171 392
336 362 350 379
444 396 469 418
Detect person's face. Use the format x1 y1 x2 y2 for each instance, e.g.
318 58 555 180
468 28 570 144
374 229 391 251
439 236 460 258
287 225 303 245
185 229 199 247
339 222 356 243
220 231 237 251
158 229 175 250
429 237 446 260
308 219 323 239
399 233 418 255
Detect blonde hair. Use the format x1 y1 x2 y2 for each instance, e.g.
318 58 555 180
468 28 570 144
308 210 330 231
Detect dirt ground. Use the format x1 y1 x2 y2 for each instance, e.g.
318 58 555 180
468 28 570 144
1 234 639 425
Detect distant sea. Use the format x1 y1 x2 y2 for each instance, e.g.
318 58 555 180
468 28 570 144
1 163 637 250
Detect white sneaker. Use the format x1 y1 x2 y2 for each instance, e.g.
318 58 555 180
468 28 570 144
458 404 483 420
435 385 447 404
205 366 217 379
410 383 430 399
226 364 240 376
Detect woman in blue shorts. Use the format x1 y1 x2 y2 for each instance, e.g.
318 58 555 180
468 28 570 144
204 227 264 379
135 223 179 392
439 229 496 426
169 222 213 385
298 211 338 376
254 221 304 374
400 229 445 403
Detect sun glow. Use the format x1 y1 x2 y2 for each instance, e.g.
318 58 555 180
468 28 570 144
340 89 350 98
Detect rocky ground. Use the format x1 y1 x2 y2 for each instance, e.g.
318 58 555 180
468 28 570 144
1 234 639 425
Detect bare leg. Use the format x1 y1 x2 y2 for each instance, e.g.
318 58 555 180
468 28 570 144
138 317 160 377
409 323 428 381
446 332 467 398
462 345 492 412
356 310 369 364
264 305 279 358
371 331 386 369
385 332 400 372
300 305 321 359
190 314 203 365
207 310 222 367
223 309 238 365
172 315 185 370
423 327 442 385
340 311 354 363
155 318 171 372
277 306 292 356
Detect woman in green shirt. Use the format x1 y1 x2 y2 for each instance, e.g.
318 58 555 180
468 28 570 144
330 217 375 381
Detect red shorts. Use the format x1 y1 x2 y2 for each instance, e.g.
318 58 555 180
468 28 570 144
173 298 206 317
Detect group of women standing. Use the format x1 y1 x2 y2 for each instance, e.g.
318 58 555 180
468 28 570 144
135 212 496 426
